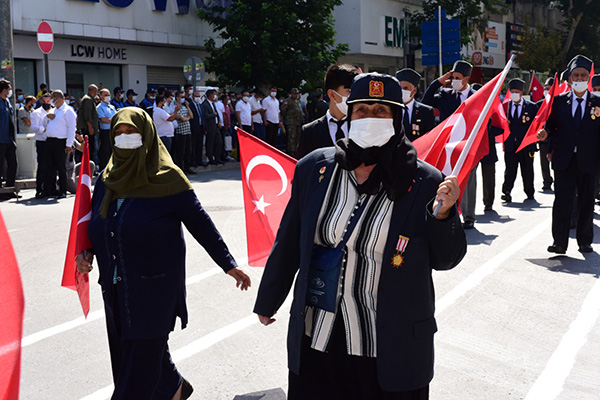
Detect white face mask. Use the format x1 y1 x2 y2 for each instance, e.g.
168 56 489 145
510 92 521 103
242 96 249 102
188 90 193 95
270 91 277 98
7 89 13 98
348 118 395 149
132 96 138 102
332 90 348 116
451 79 464 91
103 96 111 103
114 133 143 149
194 97 201 103
571 80 588 93
402 89 413 103
149 96 156 100
180 98 186 104
593 91 600 97
543 89 549 97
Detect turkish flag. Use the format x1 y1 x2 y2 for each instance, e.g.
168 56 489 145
558 81 570 94
237 128 297 267
491 95 510 144
588 64 595 92
413 73 505 195
0 212 24 400
62 136 93 317
530 75 544 102
517 73 559 153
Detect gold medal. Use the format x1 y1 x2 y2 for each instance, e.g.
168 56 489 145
592 115 596 120
392 253 404 268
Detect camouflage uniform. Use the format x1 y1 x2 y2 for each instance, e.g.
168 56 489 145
281 95 303 155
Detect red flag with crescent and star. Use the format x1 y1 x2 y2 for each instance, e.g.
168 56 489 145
62 136 93 317
529 75 544 102
237 128 297 267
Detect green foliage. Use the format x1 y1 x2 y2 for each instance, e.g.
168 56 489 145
198 0 348 93
515 24 561 72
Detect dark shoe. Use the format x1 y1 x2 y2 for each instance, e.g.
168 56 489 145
208 160 218 165
525 195 535 201
57 193 67 199
200 162 209 167
484 205 493 211
542 184 553 191
547 244 566 254
463 220 475 229
501 193 512 202
35 192 45 199
181 378 194 400
578 244 593 253
184 169 197 175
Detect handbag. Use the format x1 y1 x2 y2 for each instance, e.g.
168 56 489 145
224 135 233 151
306 195 369 312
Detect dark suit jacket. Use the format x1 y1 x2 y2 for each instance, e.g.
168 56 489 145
422 80 476 123
503 99 539 154
295 115 339 159
201 99 218 135
545 92 600 173
253 148 467 392
405 101 436 142
188 100 203 136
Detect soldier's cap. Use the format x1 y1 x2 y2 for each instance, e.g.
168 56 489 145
509 78 525 92
395 68 421 88
544 78 554 87
290 88 299 94
592 74 600 87
560 69 569 82
452 60 473 77
347 72 404 107
114 86 123 93
126 89 138 97
568 54 594 74
472 83 483 91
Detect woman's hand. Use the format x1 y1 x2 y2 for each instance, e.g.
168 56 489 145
227 267 251 291
433 176 460 220
75 250 94 273
257 314 276 326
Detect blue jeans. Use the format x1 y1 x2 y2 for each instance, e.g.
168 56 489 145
160 136 172 153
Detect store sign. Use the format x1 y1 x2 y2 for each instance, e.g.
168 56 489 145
463 21 506 69
74 0 231 15
70 44 127 60
384 16 406 48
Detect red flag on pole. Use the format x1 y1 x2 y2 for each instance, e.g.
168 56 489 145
491 95 510 144
588 64 595 92
0 211 24 400
530 75 544 102
413 70 508 195
516 73 559 153
237 128 297 267
62 136 93 317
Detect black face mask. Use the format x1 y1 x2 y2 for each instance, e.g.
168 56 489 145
42 103 51 111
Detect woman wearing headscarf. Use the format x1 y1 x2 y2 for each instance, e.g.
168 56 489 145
76 108 250 400
254 73 467 400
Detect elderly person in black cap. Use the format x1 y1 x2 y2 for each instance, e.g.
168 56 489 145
538 54 600 254
254 73 466 400
500 78 539 203
395 68 435 141
538 78 555 191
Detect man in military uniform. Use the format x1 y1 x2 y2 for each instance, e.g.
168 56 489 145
500 79 539 203
538 55 600 254
395 68 435 141
281 88 304 155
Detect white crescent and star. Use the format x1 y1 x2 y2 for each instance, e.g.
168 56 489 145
245 155 289 215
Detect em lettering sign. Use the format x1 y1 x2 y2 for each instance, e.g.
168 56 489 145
384 16 406 48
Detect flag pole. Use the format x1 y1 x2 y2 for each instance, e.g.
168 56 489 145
434 54 515 216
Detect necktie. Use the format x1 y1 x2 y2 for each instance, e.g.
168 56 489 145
212 103 220 123
574 98 583 125
456 92 462 105
334 119 345 141
513 103 520 120
403 107 411 135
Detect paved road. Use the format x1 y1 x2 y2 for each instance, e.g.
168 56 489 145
2 153 600 400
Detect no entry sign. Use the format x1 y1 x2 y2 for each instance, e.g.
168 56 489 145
37 22 54 54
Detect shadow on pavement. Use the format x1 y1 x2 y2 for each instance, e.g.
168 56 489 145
474 210 515 224
465 228 499 246
233 388 286 400
526 254 600 277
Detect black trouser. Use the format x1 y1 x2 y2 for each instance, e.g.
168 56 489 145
481 162 496 208
99 129 112 171
552 154 596 249
288 316 429 400
191 126 205 165
35 140 46 193
44 137 68 195
0 141 18 187
81 129 96 165
104 286 181 400
265 121 279 147
205 126 222 163
173 134 191 171
220 126 228 159
502 150 534 197
538 141 553 188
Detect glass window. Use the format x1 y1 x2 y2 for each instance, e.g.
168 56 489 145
14 59 37 97
65 62 121 100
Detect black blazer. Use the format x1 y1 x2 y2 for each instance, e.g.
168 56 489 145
200 99 218 135
422 80 476 123
188 100 203 136
295 115 339 159
545 92 600 173
503 99 539 154
253 148 467 392
405 101 436 142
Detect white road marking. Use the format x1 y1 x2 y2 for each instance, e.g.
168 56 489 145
524 274 600 400
436 218 551 315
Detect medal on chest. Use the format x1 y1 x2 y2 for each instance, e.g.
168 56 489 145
392 235 410 268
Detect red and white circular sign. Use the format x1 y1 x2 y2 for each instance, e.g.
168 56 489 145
37 22 54 54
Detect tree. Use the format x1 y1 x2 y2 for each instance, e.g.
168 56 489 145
198 0 348 93
555 0 600 67
515 24 562 72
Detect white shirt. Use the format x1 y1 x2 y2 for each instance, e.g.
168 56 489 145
262 95 280 124
44 103 76 147
455 85 471 104
404 99 415 123
164 100 178 129
236 100 252 126
510 100 522 119
326 110 348 144
30 107 50 141
249 95 264 124
571 91 588 119
153 107 174 138
215 100 225 125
